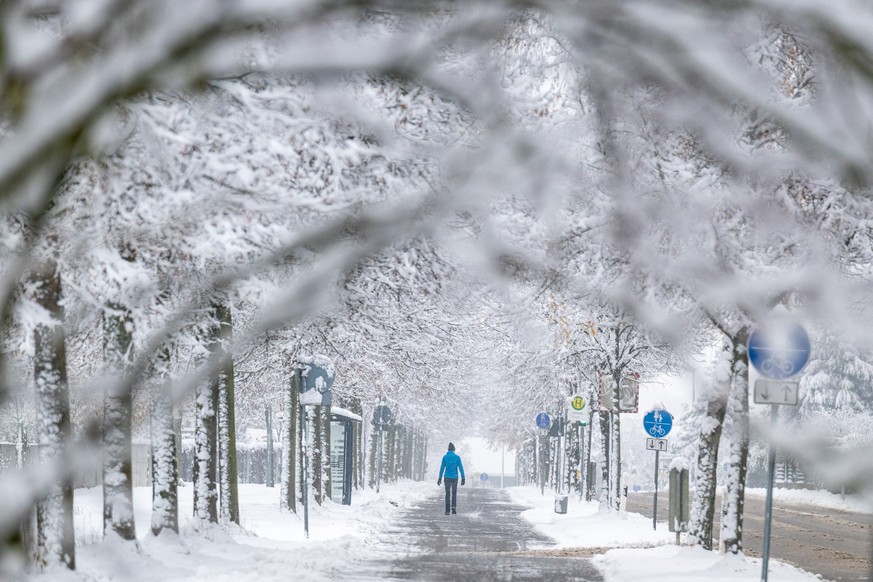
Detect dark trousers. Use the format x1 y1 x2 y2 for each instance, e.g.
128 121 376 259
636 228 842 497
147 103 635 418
444 478 458 512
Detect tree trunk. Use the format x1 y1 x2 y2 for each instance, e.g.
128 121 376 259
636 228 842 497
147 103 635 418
367 427 377 488
102 299 136 541
192 321 219 524
280 369 299 512
32 259 75 569
566 422 580 492
320 405 331 502
687 340 731 550
720 326 751 554
214 303 239 525
150 346 178 536
309 406 324 505
598 410 610 510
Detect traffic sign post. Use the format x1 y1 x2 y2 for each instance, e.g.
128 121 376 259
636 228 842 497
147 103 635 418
566 395 590 500
646 438 668 452
297 358 335 540
754 380 799 406
643 407 672 531
535 412 551 495
749 321 809 582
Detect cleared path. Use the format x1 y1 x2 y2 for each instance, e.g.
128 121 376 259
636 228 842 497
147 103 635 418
627 491 872 581
348 487 604 581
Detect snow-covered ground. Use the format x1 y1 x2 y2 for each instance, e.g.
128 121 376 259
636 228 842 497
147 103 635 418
22 481 846 581
26 481 433 582
507 486 820 582
746 486 873 514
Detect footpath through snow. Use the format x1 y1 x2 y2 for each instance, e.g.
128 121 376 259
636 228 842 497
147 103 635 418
22 481 831 581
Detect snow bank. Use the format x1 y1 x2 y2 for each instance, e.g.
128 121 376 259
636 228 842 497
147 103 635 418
507 486 674 549
746 486 873 515
24 480 432 581
594 545 820 581
508 486 820 582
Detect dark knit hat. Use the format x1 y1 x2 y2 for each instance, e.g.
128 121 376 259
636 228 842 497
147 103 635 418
448 442 455 451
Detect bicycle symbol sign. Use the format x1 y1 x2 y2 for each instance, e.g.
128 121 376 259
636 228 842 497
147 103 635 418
748 322 810 380
643 409 673 438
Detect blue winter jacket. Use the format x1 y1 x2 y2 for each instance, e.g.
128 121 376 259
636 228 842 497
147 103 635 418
439 451 465 480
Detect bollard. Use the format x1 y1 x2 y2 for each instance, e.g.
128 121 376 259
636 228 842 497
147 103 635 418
668 462 690 545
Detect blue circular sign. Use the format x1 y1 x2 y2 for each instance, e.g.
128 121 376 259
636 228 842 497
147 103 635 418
480 473 489 481
643 409 673 438
535 412 551 429
748 322 810 379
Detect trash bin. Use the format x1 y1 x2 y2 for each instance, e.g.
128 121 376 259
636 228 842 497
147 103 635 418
554 494 568 514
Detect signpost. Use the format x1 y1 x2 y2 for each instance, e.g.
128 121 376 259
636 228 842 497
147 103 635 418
643 407 673 530
480 473 489 482
568 395 589 499
754 380 799 406
750 321 810 582
372 404 392 494
298 359 335 539
535 412 550 495
646 437 668 452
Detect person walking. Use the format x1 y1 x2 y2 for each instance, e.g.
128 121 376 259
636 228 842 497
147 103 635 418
437 442 465 515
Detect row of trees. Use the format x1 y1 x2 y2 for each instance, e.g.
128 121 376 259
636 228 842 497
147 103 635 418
3 0 873 575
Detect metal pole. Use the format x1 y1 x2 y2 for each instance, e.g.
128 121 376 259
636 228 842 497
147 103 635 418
501 446 505 489
579 424 586 500
761 404 778 582
653 448 660 530
302 405 310 539
376 427 383 494
540 433 545 495
265 406 274 488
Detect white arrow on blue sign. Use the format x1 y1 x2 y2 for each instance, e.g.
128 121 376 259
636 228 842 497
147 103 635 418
535 412 551 430
643 409 673 438
748 322 811 380
480 473 489 481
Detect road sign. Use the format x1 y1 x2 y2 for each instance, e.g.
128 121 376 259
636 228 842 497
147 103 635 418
535 412 551 430
567 395 588 422
748 322 811 379
754 379 799 406
643 409 673 438
373 405 392 426
646 437 668 451
480 473 489 481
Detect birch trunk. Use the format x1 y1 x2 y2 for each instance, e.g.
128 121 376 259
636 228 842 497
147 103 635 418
720 326 751 554
32 259 75 569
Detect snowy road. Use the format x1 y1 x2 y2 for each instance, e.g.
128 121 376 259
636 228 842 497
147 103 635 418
346 487 604 581
627 491 872 581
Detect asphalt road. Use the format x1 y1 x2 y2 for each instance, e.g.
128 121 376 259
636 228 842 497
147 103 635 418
348 488 604 581
627 491 872 581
